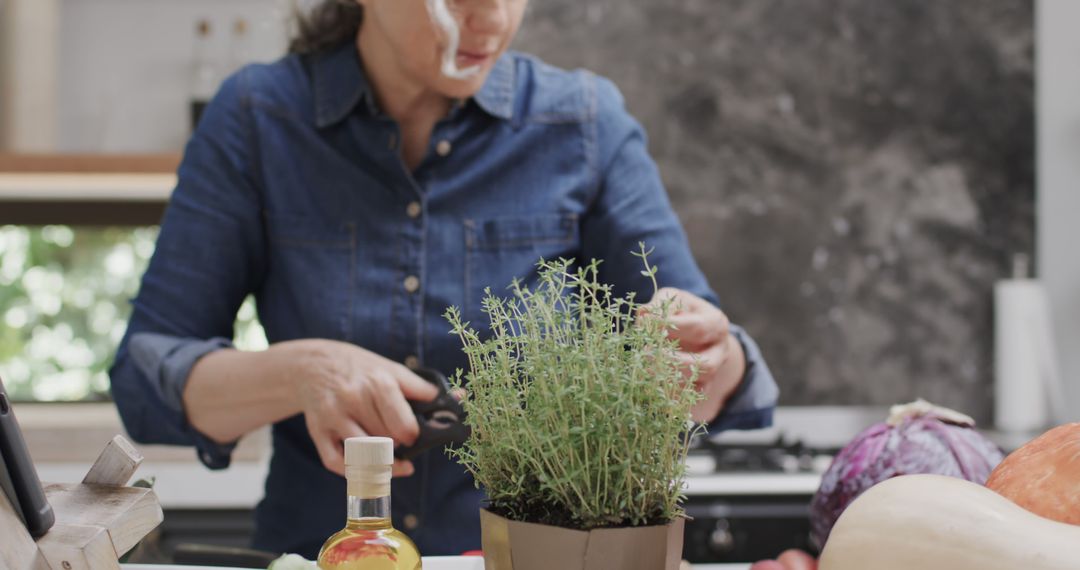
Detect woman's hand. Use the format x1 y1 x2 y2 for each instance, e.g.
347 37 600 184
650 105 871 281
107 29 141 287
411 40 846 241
640 288 746 423
276 339 439 478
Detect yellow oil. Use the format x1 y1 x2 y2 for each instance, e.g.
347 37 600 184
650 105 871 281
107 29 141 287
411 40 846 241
317 518 422 570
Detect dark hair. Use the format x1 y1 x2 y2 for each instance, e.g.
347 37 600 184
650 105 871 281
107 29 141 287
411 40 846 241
289 1 364 54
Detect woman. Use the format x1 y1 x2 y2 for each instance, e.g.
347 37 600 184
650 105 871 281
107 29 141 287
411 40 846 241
110 0 778 557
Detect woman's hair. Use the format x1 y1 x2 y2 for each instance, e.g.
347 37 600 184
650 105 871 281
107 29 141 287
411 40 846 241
289 1 364 54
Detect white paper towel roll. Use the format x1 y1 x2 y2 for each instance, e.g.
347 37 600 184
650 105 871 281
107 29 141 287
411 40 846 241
994 274 1062 432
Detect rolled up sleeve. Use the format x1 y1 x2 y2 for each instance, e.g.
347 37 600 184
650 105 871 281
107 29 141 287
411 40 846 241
109 68 265 470
706 324 779 432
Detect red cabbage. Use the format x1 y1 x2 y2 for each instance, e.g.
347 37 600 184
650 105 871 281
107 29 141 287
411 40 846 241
809 400 1004 550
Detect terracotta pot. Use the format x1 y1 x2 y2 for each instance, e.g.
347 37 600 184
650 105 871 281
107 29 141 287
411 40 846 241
479 508 685 570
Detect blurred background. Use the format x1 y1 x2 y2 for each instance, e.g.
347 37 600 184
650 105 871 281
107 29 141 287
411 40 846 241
0 0 1076 564
1 0 1072 418
1 0 289 402
517 1 1037 422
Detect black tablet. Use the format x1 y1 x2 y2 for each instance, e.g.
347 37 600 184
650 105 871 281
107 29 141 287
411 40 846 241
0 375 55 538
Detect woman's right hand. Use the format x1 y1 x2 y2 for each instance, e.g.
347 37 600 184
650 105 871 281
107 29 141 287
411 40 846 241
275 339 440 478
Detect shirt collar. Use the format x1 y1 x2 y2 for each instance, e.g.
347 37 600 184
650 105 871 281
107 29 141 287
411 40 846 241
472 53 516 120
311 42 516 128
311 41 375 128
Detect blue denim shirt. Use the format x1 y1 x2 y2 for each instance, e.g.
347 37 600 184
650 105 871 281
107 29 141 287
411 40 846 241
110 41 778 557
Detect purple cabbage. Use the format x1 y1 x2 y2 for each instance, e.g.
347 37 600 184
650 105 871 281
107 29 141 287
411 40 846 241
809 400 1004 550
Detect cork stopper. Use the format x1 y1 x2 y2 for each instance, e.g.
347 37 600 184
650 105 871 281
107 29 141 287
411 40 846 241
345 437 393 498
345 437 393 466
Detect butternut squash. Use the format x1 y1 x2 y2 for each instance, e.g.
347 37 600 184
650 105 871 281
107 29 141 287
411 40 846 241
985 423 1080 525
818 474 1080 570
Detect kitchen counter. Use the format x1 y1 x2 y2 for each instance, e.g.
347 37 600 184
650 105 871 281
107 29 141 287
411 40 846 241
27 405 865 509
123 563 751 570
0 152 178 224
685 472 821 496
0 153 178 201
30 404 1036 509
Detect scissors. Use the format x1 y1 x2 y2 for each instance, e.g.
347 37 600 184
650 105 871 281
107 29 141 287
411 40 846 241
395 367 471 460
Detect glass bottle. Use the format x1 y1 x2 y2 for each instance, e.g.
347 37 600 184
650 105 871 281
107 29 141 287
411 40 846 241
190 18 217 130
318 437 423 570
227 18 251 76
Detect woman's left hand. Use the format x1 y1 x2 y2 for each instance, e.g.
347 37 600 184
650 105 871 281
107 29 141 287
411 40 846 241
640 288 746 422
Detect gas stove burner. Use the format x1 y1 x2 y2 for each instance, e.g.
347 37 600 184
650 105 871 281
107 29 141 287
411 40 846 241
686 431 836 475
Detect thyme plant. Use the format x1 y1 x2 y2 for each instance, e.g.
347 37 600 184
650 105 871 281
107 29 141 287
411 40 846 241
444 245 703 530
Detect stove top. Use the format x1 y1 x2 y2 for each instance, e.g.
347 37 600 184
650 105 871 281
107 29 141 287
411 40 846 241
686 431 836 476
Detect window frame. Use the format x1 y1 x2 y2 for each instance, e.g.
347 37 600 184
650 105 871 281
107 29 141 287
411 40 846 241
1 154 270 470
0 153 175 402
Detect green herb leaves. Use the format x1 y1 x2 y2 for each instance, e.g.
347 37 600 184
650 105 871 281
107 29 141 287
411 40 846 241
444 249 702 530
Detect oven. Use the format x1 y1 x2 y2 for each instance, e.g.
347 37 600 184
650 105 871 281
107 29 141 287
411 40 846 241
680 430 835 563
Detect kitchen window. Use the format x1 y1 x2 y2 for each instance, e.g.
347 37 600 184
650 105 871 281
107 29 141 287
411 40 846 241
0 224 269 402
0 154 268 403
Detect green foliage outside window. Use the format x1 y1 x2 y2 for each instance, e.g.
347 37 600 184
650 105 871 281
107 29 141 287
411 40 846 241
0 225 267 402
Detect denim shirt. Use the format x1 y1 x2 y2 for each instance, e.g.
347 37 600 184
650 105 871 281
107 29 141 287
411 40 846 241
110 41 778 557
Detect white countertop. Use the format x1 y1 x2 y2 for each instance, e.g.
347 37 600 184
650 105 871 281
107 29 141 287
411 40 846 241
37 459 270 509
32 405 861 509
38 404 1034 509
38 455 823 508
684 472 821 496
41 467 818 507
122 562 749 570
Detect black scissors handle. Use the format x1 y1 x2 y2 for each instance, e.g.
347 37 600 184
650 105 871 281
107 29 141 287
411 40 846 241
395 367 470 460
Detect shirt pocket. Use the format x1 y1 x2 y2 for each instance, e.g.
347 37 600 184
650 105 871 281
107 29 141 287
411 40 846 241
463 213 580 332
263 212 356 341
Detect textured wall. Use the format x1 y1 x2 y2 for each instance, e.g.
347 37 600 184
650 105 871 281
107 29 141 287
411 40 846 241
514 0 1035 421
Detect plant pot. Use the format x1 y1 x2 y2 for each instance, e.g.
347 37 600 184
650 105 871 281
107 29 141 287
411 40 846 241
478 509 685 570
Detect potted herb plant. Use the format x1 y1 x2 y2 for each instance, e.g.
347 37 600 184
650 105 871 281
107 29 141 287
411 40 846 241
444 245 701 570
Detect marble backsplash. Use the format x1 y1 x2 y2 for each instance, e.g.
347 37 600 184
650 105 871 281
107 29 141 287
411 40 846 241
514 0 1035 422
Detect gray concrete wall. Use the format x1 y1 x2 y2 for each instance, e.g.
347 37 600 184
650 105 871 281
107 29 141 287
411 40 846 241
514 0 1036 422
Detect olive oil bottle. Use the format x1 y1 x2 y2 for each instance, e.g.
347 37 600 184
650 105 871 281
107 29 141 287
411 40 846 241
318 437 422 570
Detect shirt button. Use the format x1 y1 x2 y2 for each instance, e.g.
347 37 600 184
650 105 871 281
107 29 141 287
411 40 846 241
435 139 452 157
404 355 420 369
403 514 420 530
406 201 422 219
403 275 420 293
